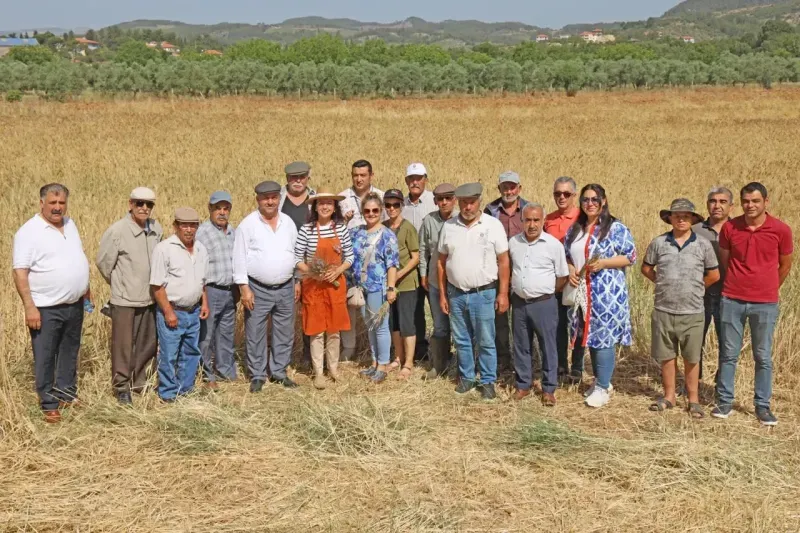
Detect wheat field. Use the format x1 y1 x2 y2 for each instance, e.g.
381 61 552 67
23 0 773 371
1 89 800 532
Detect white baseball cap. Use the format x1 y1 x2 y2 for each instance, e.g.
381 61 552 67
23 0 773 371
405 162 427 177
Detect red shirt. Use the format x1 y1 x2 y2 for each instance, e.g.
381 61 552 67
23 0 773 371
720 214 793 303
545 207 580 243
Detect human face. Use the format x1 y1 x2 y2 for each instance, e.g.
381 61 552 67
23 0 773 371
458 197 482 222
553 183 576 211
129 199 154 227
362 200 382 228
257 192 280 218
40 192 68 226
405 174 427 199
384 199 403 222
286 173 309 195
315 199 335 222
523 207 544 241
209 201 231 229
174 221 199 247
435 194 456 217
669 212 694 234
707 193 732 223
580 190 605 219
499 182 521 205
351 166 373 194
741 190 768 220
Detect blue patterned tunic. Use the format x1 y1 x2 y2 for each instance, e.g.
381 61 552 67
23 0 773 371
350 226 400 295
565 220 637 349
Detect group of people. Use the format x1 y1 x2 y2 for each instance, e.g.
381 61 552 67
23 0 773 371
12 161 792 427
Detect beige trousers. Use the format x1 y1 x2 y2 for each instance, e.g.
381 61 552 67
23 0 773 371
310 332 340 377
339 306 360 360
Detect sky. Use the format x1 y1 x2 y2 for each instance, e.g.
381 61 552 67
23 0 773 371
3 0 680 32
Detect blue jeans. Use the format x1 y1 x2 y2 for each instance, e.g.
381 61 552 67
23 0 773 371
427 284 451 339
572 314 616 389
156 307 201 400
716 297 779 409
447 284 497 385
362 291 391 365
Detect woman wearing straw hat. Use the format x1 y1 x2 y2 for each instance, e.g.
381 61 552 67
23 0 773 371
295 189 354 389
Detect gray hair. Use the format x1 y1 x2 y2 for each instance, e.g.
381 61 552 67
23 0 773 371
553 176 577 193
707 186 734 203
522 203 545 216
39 183 70 199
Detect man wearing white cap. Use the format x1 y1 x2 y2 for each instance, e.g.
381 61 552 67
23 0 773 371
96 187 163 404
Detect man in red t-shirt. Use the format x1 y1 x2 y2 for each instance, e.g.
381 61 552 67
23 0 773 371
712 182 793 426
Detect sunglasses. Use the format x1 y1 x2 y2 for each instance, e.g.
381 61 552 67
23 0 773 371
580 197 601 205
553 192 573 199
135 200 155 209
385 202 402 209
363 208 381 215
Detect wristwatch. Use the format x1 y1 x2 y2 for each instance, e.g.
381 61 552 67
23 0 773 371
387 287 396 293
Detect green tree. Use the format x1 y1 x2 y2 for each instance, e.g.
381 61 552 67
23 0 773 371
115 40 161 66
7 45 55 65
226 39 282 63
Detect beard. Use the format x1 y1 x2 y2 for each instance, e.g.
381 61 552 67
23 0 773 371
502 194 519 205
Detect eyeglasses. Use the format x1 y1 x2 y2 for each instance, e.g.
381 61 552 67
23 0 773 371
135 200 155 209
553 192 573 199
385 202 402 209
363 208 381 215
580 197 601 205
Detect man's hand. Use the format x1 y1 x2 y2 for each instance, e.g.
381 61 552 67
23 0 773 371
440 295 449 316
240 286 255 311
164 309 179 329
421 276 429 291
495 293 509 314
344 210 355 222
25 305 41 330
199 303 210 320
294 282 301 303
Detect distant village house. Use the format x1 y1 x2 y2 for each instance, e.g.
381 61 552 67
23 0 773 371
581 29 616 44
682 36 695 44
0 37 39 57
536 34 549 42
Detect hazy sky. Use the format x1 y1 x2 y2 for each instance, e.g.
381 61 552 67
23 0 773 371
4 0 679 31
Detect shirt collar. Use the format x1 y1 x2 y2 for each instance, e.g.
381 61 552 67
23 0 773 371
456 213 483 227
210 220 232 235
126 213 150 236
36 213 69 231
665 230 697 250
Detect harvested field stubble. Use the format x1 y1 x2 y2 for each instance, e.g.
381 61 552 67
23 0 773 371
1 88 800 531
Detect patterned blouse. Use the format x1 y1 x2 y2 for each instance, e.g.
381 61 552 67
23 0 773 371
350 226 400 294
565 219 637 349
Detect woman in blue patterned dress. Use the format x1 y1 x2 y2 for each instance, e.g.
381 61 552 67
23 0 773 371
350 193 399 384
564 184 637 408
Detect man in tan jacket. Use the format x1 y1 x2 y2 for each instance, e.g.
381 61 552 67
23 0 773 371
96 187 163 404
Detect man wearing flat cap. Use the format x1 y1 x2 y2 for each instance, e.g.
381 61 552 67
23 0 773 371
642 198 719 419
96 187 163 404
196 191 237 388
437 183 510 400
234 180 300 392
150 207 210 402
280 161 317 231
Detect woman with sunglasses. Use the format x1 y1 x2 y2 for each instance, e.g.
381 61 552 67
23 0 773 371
564 184 637 408
351 193 399 383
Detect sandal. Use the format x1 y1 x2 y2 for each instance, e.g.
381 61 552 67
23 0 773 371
399 366 413 379
649 398 674 412
388 360 400 372
687 402 705 419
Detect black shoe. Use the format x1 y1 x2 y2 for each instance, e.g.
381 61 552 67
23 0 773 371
478 383 497 401
567 370 583 385
269 376 299 389
755 407 778 426
557 369 568 385
250 379 265 393
710 404 732 419
455 379 477 394
116 391 132 405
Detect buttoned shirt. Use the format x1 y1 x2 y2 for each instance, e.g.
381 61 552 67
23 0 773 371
339 185 385 229
509 232 569 300
233 211 298 286
149 235 208 307
403 190 436 232
13 215 90 308
545 207 580 243
418 211 452 289
438 213 509 291
195 220 235 286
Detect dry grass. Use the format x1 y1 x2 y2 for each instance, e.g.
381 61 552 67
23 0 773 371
2 88 800 531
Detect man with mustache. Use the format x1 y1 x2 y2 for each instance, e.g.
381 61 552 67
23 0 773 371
96 187 163 404
196 191 237 388
13 183 92 423
279 161 316 231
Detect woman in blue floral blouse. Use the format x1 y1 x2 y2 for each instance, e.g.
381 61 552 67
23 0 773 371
350 193 399 383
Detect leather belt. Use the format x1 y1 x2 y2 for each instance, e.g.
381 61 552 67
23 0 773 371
207 283 233 291
171 302 200 313
513 293 554 304
248 276 292 291
450 281 497 294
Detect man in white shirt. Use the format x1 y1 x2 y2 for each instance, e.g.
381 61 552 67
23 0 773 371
234 180 300 392
437 183 510 401
508 204 569 406
13 183 91 423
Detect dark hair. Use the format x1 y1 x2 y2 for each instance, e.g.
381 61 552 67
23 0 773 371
309 198 344 226
352 159 373 175
361 192 384 211
40 183 69 199
741 182 768 200
566 183 616 248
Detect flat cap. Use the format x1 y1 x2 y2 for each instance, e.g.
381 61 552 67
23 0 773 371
455 183 483 198
254 180 281 194
433 183 456 196
130 187 156 201
284 161 311 176
383 188 405 202
498 171 520 185
209 190 232 205
174 207 200 223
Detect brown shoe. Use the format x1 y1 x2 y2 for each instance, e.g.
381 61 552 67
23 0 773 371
513 389 531 401
58 399 81 409
541 392 556 407
43 410 62 423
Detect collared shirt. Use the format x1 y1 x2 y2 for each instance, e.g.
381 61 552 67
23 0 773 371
149 235 208 307
418 211 452 288
339 186 385 229
484 197 530 239
96 214 163 307
720 214 793 304
438 213 509 291
509 232 569 300
195 220 235 286
13 215 90 308
233 211 298 286
403 189 436 232
545 207 580 243
693 218 727 295
643 231 718 315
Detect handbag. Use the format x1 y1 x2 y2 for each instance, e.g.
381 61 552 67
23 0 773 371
347 228 384 308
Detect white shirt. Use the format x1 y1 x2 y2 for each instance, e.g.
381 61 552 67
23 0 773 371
339 186 385 229
509 232 569 299
569 230 591 272
233 211 298 286
403 189 436 232
13 215 90 307
150 235 209 307
438 213 509 291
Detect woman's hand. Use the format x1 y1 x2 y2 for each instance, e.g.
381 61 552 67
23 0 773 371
568 265 580 288
586 258 605 273
387 289 397 304
323 266 343 284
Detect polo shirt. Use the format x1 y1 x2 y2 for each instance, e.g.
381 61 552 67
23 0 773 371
438 213 509 291
692 218 726 296
545 207 580 243
13 215 90 308
403 190 436 232
509 232 569 300
643 231 718 315
150 235 208 308
339 186 385 229
385 219 419 292
233 211 298 286
720 214 793 303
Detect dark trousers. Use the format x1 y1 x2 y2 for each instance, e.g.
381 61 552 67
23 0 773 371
495 311 512 369
702 292 722 380
111 304 157 394
555 292 583 374
200 286 237 382
30 301 84 411
414 284 429 360
512 294 559 393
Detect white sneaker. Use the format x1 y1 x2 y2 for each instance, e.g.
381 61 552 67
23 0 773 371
585 386 611 408
583 381 613 398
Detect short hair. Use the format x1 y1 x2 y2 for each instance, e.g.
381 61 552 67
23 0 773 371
361 191 383 211
553 176 577 193
522 203 545 217
40 183 69 199
741 182 768 199
707 186 734 203
352 159 373 175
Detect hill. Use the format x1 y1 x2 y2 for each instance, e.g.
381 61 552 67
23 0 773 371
665 0 789 16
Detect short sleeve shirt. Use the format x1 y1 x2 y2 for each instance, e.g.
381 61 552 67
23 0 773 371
384 219 419 292
643 231 718 315
509 232 570 299
150 235 209 307
438 214 509 291
545 208 580 243
281 199 309 230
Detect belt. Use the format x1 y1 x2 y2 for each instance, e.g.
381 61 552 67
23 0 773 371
170 302 200 313
513 293 554 304
450 281 497 294
248 276 292 291
207 283 233 291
